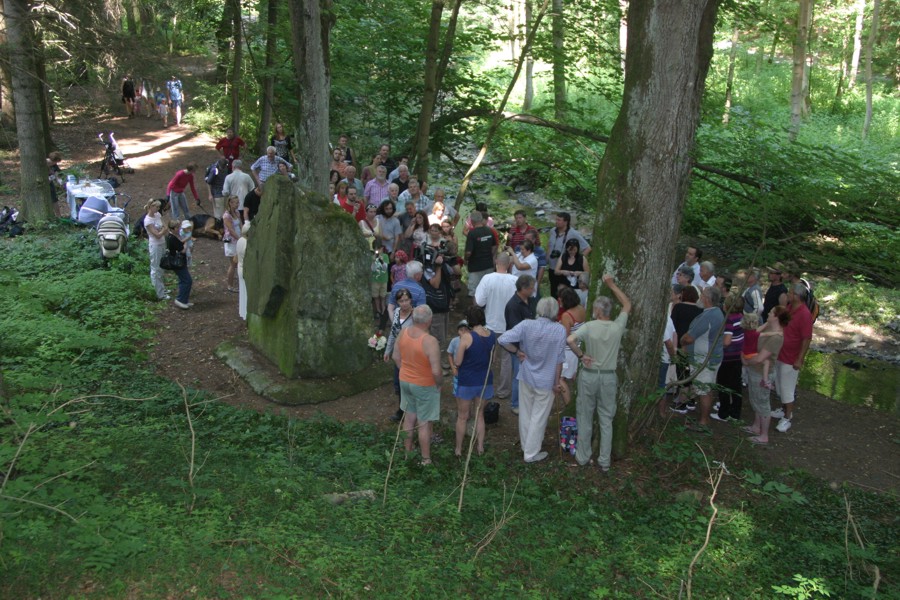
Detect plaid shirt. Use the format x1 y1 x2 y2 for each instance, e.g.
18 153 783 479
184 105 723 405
365 178 390 206
251 155 292 183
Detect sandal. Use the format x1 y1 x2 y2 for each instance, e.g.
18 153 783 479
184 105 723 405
747 436 768 445
741 426 760 435
419 458 433 466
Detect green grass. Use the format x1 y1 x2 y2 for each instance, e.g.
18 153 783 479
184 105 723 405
1 228 897 598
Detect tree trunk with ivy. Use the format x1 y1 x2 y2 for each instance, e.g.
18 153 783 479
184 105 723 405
288 0 333 196
589 0 720 457
3 0 53 222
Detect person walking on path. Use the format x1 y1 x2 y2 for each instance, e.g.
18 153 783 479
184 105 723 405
392 305 443 466
566 275 631 472
166 75 186 126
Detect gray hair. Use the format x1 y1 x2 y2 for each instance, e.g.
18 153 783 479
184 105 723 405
747 267 760 281
535 297 557 319
703 284 722 306
495 252 511 267
792 283 809 299
266 145 276 153
231 159 243 169
578 272 590 287
593 296 613 318
470 210 484 224
406 260 423 278
677 265 695 282
412 304 433 325
700 260 715 275
516 274 535 292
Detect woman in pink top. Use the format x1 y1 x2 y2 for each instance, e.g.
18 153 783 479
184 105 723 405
166 163 200 221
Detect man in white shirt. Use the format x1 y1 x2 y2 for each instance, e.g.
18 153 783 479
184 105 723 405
697 260 717 290
222 160 255 211
509 240 538 297
670 245 702 286
475 252 518 401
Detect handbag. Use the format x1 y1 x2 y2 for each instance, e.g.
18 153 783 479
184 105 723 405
160 252 186 270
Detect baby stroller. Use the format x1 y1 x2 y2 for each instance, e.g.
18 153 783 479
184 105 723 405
97 132 129 182
77 192 132 259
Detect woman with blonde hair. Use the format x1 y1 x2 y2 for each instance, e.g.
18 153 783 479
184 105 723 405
223 195 243 292
143 199 169 300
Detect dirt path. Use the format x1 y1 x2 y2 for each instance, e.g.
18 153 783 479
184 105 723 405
47 100 900 496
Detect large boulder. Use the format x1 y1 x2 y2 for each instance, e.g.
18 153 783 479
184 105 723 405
244 175 371 378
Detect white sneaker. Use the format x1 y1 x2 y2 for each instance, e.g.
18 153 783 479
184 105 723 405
771 408 785 419
174 300 190 310
511 407 519 415
525 451 548 463
776 417 792 433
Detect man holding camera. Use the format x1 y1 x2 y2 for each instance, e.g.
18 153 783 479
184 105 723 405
421 223 455 357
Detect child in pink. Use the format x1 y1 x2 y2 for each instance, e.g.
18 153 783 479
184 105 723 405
390 249 409 286
741 312 772 389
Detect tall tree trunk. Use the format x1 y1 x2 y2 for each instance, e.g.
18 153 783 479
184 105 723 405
230 0 242 135
768 23 780 63
411 0 446 183
522 0 534 111
722 26 739 124
3 0 53 222
435 0 462 94
215 0 236 84
789 0 812 140
832 30 848 112
848 0 865 89
33 37 53 149
124 0 138 33
801 1 815 117
618 0 627 76
138 4 153 33
590 0 720 456
551 0 566 119
256 0 279 156
288 0 332 196
862 0 880 140
508 0 518 63
0 6 15 125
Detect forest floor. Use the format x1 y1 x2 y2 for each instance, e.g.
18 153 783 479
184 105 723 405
27 62 900 497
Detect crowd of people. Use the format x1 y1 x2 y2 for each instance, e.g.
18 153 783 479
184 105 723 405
131 117 815 467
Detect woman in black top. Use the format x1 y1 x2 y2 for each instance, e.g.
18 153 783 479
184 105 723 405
670 284 702 411
166 219 193 309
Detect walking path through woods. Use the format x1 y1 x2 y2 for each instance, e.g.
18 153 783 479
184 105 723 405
45 89 899 497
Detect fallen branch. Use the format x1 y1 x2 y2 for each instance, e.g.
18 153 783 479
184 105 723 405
684 445 725 600
844 493 881 596
472 479 519 561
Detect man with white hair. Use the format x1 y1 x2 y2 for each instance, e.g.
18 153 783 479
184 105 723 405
391 163 411 194
251 146 292 186
392 304 443 466
364 165 390 206
681 285 725 434
742 268 763 317
566 274 631 472
341 165 364 197
696 261 717 290
498 297 567 463
398 177 431 213
387 260 427 315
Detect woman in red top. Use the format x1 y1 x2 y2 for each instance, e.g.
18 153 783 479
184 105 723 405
166 163 200 221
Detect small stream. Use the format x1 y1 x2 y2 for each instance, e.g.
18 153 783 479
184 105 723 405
799 351 899 414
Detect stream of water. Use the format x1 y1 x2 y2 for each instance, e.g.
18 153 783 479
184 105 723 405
799 351 899 413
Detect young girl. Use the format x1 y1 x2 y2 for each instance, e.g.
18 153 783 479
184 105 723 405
156 90 169 128
371 249 388 319
390 250 409 286
223 195 243 292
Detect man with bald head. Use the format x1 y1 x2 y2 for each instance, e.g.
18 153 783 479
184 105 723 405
475 251 518 407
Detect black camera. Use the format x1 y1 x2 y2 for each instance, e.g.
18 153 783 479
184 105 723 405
550 250 561 260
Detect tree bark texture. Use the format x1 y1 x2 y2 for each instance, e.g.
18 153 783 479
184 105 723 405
230 0 242 135
590 0 719 455
862 0 880 140
3 0 53 222
256 0 279 156
0 6 15 124
411 0 446 183
551 0 566 120
288 0 332 196
789 0 812 140
618 0 627 76
848 0 865 89
215 0 236 84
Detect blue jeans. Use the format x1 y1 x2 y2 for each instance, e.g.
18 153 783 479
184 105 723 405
169 191 191 221
175 266 192 303
510 354 521 409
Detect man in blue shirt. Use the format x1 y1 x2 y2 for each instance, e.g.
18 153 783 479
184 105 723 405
165 75 186 126
387 261 427 314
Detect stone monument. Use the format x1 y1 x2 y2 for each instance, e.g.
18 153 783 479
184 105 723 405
243 175 371 379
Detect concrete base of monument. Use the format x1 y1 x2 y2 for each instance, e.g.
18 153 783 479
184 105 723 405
216 339 394 406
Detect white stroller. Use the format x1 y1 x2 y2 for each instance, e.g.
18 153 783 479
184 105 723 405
78 193 132 259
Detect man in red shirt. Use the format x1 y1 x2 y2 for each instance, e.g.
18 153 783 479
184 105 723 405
215 127 246 173
166 163 201 221
772 283 814 433
508 210 537 252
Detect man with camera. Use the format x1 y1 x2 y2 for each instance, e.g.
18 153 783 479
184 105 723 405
420 223 456 357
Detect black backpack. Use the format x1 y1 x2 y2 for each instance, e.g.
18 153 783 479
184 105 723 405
204 161 220 185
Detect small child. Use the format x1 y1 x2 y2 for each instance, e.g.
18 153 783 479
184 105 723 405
576 272 590 307
371 249 388 318
155 89 169 127
179 220 194 266
741 312 773 389
390 249 409 286
447 320 470 398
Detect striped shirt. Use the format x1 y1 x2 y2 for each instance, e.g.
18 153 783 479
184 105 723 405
498 317 566 391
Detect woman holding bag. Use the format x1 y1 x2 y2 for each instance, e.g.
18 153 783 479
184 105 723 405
144 199 169 300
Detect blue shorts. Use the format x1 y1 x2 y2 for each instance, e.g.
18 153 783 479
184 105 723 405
456 383 494 401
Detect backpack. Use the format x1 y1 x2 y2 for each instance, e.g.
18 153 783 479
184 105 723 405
205 161 220 185
799 278 819 323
